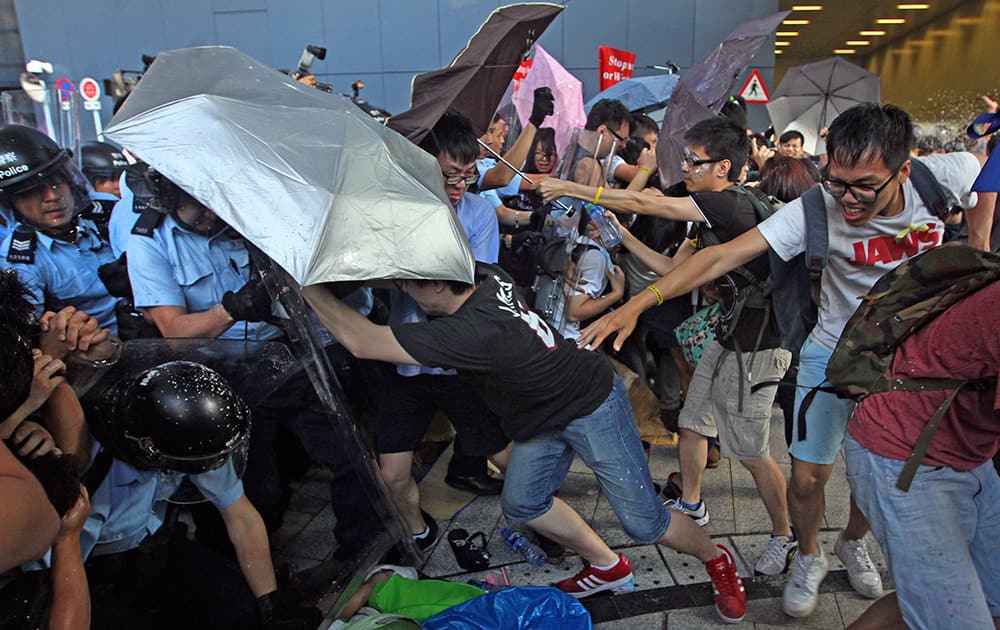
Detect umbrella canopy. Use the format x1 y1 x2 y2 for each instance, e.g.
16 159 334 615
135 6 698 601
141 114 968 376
105 46 474 286
510 44 586 163
387 2 563 144
766 57 880 156
584 73 679 114
657 10 789 186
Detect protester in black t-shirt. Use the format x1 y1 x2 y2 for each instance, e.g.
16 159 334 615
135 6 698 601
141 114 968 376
539 116 796 578
303 263 747 622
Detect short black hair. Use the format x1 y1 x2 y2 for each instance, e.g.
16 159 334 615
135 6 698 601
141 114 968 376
630 114 659 140
825 103 914 171
0 270 37 419
406 278 474 295
684 116 749 182
779 129 805 145
585 99 631 132
419 111 480 164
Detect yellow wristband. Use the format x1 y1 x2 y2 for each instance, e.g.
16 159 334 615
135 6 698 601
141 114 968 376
646 284 664 306
638 166 653 175
593 186 605 205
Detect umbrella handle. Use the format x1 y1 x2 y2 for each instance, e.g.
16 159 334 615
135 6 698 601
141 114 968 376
476 139 575 215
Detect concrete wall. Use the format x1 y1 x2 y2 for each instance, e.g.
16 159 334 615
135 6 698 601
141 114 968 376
867 0 999 134
12 0 780 139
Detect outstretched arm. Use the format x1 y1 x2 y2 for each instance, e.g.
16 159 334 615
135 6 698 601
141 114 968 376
537 177 705 222
301 284 420 365
579 226 771 351
966 152 994 251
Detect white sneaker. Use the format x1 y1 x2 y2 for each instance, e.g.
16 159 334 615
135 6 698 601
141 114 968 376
663 497 710 526
834 532 884 599
782 549 829 618
754 534 798 576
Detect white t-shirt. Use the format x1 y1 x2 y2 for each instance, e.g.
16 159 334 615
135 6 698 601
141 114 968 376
559 235 610 341
758 152 980 350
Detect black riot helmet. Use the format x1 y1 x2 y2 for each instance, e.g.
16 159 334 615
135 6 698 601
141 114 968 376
109 361 251 475
80 141 127 185
0 125 92 220
144 167 183 214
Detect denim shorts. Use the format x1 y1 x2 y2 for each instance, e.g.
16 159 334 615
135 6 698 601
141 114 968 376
845 434 1000 628
501 377 671 545
788 337 855 465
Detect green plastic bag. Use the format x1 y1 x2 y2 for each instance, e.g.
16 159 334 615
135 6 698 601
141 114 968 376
370 575 485 622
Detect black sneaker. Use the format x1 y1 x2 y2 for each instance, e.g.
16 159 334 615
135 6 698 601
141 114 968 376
414 509 439 551
535 532 566 565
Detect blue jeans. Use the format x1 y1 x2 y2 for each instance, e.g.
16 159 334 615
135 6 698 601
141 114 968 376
501 378 670 545
845 434 1000 629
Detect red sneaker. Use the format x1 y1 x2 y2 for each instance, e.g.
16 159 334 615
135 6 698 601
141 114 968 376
554 553 635 599
704 544 746 623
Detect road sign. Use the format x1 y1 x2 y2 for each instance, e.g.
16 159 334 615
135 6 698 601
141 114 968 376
738 69 770 104
55 77 75 101
79 77 101 101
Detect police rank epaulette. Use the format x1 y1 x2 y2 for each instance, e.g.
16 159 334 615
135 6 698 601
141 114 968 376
6 225 37 264
130 207 166 237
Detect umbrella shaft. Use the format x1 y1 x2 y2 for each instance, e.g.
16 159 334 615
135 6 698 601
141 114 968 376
476 139 574 215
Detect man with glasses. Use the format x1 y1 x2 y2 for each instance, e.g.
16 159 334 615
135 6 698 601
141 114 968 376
572 103 990 619
539 115 796 580
372 112 509 553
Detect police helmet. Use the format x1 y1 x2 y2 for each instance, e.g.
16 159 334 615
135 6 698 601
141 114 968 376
80 141 127 184
144 167 183 214
110 361 251 475
0 125 92 218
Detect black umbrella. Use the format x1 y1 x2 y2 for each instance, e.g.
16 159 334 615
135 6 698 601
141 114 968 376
387 2 563 143
657 10 789 186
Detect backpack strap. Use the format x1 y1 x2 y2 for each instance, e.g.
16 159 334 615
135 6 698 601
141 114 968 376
895 381 965 492
907 158 953 221
801 187 829 312
82 447 114 497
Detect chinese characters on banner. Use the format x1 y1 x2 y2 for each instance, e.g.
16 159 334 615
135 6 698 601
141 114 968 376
598 46 635 90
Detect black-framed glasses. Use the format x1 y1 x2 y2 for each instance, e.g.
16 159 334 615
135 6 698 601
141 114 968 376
442 171 479 187
603 125 627 143
821 164 902 203
681 148 723 170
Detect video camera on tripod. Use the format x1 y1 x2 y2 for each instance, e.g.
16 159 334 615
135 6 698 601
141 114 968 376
293 45 334 93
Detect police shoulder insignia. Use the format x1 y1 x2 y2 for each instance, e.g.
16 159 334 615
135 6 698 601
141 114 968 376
7 225 37 264
131 208 165 237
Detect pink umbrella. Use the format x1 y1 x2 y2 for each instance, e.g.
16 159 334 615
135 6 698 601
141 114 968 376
510 45 586 161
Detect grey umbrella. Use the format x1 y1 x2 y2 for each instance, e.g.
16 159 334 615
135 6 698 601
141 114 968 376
766 57 880 156
105 46 474 286
657 10 789 186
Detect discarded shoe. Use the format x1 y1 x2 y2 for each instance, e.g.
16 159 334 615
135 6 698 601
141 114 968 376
447 529 491 571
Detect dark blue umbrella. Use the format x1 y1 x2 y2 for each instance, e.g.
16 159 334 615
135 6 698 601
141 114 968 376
584 73 680 114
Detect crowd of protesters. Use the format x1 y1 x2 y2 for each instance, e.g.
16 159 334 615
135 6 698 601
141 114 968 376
0 40 996 629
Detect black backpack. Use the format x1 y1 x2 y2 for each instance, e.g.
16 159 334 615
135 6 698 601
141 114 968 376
768 158 955 355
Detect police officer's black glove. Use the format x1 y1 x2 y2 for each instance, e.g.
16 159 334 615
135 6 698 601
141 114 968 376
257 591 323 630
511 230 543 259
529 86 555 128
221 278 273 322
98 253 134 300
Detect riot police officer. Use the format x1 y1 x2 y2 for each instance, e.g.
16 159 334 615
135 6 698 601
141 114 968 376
80 140 127 239
79 360 320 629
0 125 124 334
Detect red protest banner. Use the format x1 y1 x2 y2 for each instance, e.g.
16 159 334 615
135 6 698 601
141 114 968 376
598 46 635 91
511 58 533 93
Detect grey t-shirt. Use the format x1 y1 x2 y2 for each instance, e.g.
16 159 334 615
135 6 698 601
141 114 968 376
758 152 981 350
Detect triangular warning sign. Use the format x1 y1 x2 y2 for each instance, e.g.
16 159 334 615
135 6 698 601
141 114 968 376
739 69 770 104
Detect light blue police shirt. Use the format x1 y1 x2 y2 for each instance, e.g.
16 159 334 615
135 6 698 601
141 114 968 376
108 170 138 257
126 215 283 341
0 217 119 333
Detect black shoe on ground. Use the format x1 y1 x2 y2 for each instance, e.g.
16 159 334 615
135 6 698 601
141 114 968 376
444 473 503 496
414 509 440 552
536 533 566 565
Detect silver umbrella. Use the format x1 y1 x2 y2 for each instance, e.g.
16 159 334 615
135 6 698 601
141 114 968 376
766 57 880 156
105 46 475 286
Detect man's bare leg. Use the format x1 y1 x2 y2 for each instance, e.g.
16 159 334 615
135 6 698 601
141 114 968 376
788 457 834 555
742 457 792 536
678 428 709 505
377 451 425 534
523 497 619 566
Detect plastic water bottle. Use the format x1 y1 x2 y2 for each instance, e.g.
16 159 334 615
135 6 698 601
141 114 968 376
500 528 548 567
584 203 622 248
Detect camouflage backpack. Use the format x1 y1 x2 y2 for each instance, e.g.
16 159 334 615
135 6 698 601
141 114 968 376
824 243 1000 490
